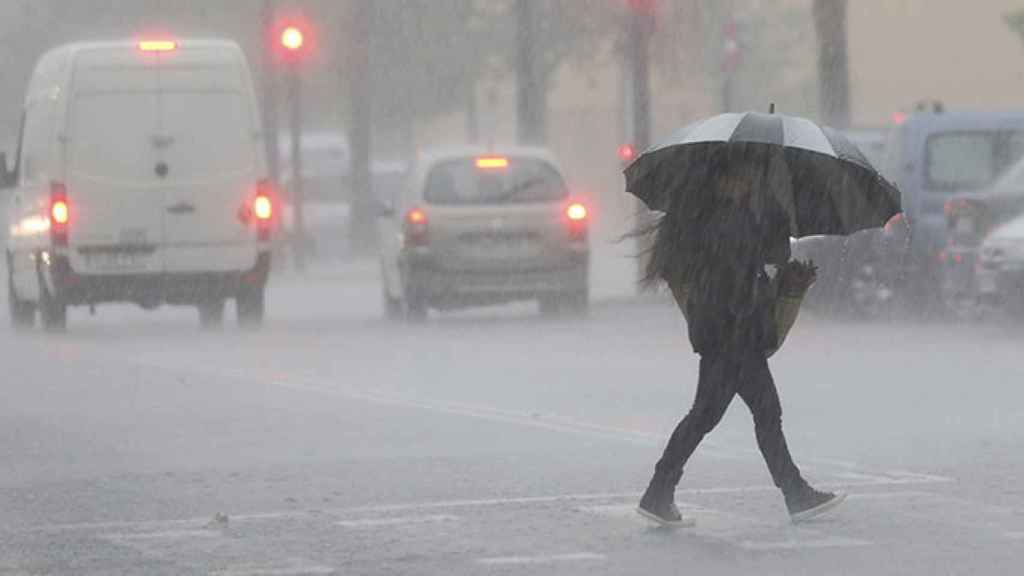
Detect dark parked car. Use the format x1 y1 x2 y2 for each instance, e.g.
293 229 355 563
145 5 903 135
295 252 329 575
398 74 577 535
942 158 1024 316
793 127 892 318
871 105 1024 316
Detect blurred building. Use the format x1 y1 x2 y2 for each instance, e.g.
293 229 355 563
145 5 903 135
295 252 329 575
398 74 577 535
849 0 1024 125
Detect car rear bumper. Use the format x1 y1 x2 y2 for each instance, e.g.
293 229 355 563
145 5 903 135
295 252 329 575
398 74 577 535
51 252 271 307
404 253 588 307
975 262 1024 302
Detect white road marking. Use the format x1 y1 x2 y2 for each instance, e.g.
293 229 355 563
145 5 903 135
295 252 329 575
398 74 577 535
739 536 872 551
846 491 935 500
335 514 458 528
576 501 869 551
101 529 222 542
577 504 641 518
100 354 956 489
21 485 948 535
476 552 606 565
210 563 335 576
1003 531 1024 540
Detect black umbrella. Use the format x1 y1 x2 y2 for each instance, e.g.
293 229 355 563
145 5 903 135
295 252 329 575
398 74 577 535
624 111 901 237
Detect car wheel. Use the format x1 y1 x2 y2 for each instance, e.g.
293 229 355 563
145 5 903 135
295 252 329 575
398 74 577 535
198 299 226 330
7 272 36 330
539 290 589 318
846 263 894 320
39 283 67 333
941 265 983 322
564 289 590 317
401 273 428 322
237 284 265 329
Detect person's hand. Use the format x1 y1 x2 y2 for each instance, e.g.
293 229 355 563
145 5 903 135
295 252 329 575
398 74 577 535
779 259 817 296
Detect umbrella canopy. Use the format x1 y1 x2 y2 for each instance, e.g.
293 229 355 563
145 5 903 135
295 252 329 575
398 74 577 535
624 111 902 237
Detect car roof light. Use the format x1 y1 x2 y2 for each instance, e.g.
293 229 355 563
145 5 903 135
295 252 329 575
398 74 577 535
476 156 509 170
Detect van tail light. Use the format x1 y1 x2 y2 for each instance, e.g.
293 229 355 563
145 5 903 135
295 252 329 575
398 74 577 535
50 181 69 246
239 180 276 241
254 191 273 222
404 207 429 247
565 200 589 241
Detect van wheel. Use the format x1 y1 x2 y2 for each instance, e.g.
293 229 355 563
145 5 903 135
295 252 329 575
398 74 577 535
564 289 590 317
237 284 265 329
39 287 67 332
405 298 428 323
540 290 589 318
198 300 225 330
383 289 403 320
7 273 36 330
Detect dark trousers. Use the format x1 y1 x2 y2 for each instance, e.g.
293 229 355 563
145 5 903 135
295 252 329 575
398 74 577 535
654 348 807 496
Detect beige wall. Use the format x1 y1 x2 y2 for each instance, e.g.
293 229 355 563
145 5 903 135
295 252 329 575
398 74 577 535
850 0 1024 125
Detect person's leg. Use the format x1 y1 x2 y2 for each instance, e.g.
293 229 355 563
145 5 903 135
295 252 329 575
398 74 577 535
735 351 808 496
735 351 845 521
639 352 739 522
655 353 738 476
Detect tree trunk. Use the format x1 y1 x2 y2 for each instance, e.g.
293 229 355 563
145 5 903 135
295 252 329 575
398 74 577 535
813 0 850 128
259 0 280 186
515 0 545 144
347 0 375 254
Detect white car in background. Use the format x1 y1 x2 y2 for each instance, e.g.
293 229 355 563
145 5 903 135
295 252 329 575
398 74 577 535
378 147 590 320
976 213 1024 311
278 132 406 260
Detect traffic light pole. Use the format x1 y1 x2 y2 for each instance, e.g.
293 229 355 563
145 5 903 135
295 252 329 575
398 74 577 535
287 64 306 272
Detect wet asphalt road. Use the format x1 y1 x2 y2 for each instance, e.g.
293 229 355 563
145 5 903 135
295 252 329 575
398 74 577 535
3 267 1024 575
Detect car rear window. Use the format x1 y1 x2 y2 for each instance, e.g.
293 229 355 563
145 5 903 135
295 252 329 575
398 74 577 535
424 157 567 205
926 131 1024 191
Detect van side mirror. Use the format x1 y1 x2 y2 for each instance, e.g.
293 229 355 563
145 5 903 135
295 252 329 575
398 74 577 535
0 152 14 189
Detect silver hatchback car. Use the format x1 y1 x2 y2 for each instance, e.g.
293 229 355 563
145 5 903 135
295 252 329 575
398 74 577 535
378 148 590 320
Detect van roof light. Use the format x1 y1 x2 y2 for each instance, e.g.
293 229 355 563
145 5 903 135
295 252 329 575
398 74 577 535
139 40 177 52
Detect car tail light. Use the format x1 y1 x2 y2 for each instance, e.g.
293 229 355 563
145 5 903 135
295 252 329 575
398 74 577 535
254 194 273 221
50 182 69 246
565 200 588 241
404 207 429 247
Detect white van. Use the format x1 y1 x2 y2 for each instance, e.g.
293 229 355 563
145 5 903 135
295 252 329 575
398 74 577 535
0 38 275 331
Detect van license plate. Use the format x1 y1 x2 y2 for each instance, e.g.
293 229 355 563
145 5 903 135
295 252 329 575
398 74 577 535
87 252 144 270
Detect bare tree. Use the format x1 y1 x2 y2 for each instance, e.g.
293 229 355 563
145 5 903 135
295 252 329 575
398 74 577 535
812 0 850 128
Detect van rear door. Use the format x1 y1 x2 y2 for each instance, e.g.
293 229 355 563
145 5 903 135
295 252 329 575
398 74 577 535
155 51 260 273
66 61 165 275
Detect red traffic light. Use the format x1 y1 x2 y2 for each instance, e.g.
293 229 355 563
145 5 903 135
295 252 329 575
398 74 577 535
272 16 312 62
618 143 637 164
280 26 304 51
